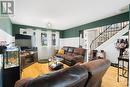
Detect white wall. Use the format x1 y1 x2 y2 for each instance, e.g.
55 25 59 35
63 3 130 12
60 37 79 48
0 29 14 68
96 36 128 63
0 29 14 44
96 25 128 63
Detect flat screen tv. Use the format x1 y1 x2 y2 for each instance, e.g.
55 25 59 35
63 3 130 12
15 34 32 50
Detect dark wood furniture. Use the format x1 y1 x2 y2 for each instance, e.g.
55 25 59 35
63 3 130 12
20 51 38 69
117 56 129 86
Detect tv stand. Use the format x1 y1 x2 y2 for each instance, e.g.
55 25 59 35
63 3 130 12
20 50 38 69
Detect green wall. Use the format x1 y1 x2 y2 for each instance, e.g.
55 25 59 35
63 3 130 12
61 12 129 38
12 12 129 37
12 24 60 36
0 17 12 35
123 32 129 36
0 2 12 35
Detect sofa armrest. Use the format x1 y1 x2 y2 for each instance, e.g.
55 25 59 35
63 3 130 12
14 78 32 87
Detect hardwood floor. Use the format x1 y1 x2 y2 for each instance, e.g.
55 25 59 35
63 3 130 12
21 62 68 79
21 63 128 87
102 66 128 87
21 63 50 79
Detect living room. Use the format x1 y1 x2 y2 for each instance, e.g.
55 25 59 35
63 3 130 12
0 0 130 87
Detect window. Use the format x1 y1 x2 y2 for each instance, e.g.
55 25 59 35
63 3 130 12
41 33 47 46
52 34 56 45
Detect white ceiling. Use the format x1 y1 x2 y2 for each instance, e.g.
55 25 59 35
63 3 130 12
10 0 130 30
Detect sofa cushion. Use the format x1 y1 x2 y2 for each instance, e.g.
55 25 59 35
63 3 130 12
68 47 74 53
65 55 75 61
73 48 85 55
63 46 69 52
66 52 73 56
73 55 84 62
26 65 88 87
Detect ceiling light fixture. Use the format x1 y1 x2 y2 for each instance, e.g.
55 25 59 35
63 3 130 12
46 22 52 29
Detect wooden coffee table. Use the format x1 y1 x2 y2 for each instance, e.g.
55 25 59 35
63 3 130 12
21 62 69 79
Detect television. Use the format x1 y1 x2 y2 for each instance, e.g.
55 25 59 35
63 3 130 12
15 34 32 50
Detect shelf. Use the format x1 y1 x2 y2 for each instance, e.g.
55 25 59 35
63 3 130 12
20 51 38 69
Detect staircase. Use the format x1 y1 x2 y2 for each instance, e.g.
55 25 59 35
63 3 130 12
90 21 129 50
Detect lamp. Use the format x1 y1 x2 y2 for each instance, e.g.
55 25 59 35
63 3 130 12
46 22 52 29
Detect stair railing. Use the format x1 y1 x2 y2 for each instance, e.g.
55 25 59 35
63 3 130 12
90 21 129 50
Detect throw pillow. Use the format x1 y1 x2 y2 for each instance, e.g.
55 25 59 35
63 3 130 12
58 49 64 54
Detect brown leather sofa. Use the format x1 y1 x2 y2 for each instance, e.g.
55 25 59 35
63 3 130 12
81 59 110 87
15 59 110 87
56 46 86 66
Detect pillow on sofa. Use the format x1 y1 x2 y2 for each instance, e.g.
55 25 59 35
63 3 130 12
68 47 74 53
58 49 64 54
63 46 69 52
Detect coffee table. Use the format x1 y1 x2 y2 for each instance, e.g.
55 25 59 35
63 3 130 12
48 56 64 70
